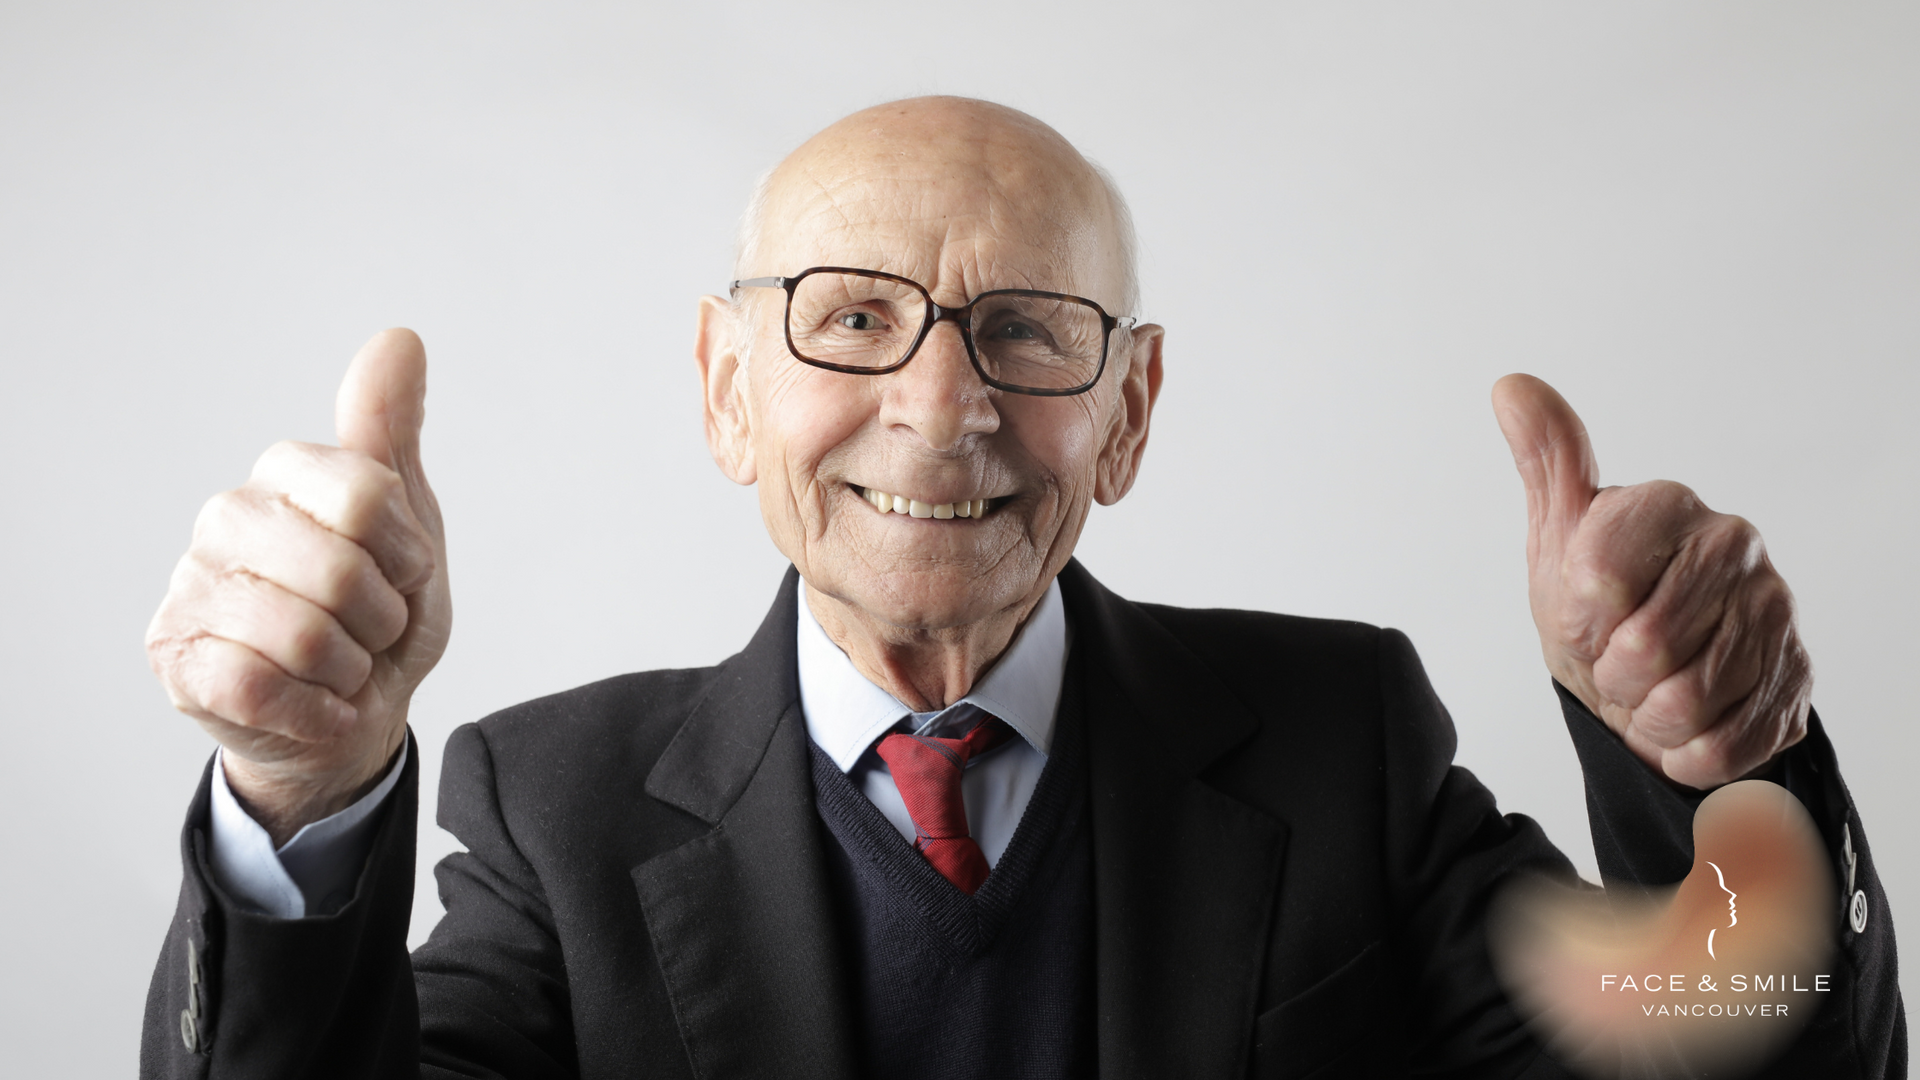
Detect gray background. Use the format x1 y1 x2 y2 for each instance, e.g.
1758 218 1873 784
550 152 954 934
2 1 1913 1070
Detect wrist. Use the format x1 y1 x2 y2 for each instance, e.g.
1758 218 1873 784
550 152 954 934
222 725 407 847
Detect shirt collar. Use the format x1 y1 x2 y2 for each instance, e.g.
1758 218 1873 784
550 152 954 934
796 577 1068 774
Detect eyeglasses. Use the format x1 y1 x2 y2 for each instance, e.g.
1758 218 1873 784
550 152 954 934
730 266 1135 397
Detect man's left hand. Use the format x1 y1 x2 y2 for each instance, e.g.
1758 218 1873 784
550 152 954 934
1493 374 1811 789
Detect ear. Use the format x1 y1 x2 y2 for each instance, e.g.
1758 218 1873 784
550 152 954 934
694 294 757 485
1093 323 1165 505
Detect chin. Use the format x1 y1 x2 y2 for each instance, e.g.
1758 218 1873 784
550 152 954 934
829 563 1035 633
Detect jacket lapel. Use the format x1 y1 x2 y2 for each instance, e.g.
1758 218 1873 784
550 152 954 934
1060 562 1291 1080
631 569 859 1080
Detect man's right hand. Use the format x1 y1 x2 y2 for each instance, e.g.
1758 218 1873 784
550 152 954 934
147 329 450 846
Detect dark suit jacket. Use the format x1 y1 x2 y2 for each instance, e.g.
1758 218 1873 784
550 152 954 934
142 562 1904 1078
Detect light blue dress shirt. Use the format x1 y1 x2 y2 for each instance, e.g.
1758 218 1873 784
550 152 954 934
208 739 409 917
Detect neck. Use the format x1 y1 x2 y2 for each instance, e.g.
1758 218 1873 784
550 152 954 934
804 583 1047 712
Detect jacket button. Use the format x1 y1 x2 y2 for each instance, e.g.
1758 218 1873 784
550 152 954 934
1850 889 1869 934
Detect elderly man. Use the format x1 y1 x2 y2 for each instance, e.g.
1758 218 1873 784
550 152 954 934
141 98 1900 1078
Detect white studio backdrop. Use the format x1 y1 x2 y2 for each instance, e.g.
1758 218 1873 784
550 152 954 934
2 1 1913 1070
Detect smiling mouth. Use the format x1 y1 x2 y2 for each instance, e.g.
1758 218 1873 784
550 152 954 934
852 485 1000 520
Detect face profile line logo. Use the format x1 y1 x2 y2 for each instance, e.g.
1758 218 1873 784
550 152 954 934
1706 860 1738 959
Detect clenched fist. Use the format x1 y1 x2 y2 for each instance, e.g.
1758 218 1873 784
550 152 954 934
147 329 451 844
1494 375 1811 790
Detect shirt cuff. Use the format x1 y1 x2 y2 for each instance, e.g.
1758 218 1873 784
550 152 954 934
207 738 409 918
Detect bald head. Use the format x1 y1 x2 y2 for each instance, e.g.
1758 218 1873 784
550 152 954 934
735 97 1138 316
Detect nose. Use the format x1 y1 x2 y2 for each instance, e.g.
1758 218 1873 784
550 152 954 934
879 320 999 451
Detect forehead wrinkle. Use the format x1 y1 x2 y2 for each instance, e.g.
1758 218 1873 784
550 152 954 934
824 191 1099 298
770 163 862 262
765 122 1118 302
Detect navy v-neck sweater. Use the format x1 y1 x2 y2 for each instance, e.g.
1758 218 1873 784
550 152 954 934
808 657 1094 1080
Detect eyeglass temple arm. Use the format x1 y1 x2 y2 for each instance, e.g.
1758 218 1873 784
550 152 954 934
730 277 786 290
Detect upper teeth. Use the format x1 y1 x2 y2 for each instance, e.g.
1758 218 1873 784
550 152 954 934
863 488 988 520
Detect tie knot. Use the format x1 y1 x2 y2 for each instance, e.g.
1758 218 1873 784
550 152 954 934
872 714 1015 895
878 714 1014 775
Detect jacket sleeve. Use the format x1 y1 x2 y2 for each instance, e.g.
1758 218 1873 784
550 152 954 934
139 726 583 1080
1374 628 1581 1078
140 741 422 1079
1561 687 1907 1079
411 722 580 1078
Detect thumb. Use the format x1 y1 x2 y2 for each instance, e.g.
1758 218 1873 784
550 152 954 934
336 328 440 534
1492 373 1599 561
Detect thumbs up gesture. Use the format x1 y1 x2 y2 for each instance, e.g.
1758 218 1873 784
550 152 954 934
147 330 451 844
1493 375 1811 790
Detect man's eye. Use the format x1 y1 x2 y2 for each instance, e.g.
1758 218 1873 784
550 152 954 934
838 312 883 331
993 321 1038 341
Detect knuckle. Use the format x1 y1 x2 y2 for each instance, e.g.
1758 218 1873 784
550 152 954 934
144 628 201 685
149 564 204 642
1638 679 1708 743
215 563 280 614
1676 745 1741 788
192 488 252 540
1721 513 1759 543
144 622 182 668
1753 590 1798 639
252 439 311 477
280 613 341 675
297 550 407 649
168 547 213 593
1605 620 1665 670
255 537 361 616
223 661 291 722
1702 514 1764 566
1642 478 1700 510
298 551 359 611
1565 551 1627 608
329 465 408 541
153 635 251 722
1558 561 1631 650
1551 617 1603 661
1589 665 1639 712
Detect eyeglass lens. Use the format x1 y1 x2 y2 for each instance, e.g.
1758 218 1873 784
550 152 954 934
786 271 1106 391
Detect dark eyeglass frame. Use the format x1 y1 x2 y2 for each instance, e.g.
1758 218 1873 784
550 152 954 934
730 265 1136 398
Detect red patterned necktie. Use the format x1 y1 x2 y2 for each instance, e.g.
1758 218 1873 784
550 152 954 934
874 716 1015 895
